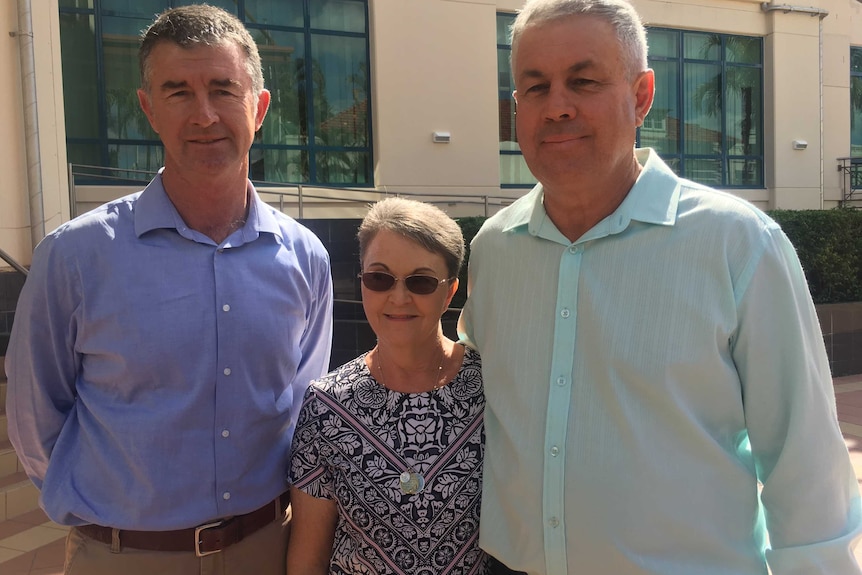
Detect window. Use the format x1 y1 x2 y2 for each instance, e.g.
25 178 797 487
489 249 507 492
59 0 372 186
496 12 535 188
852 47 862 157
642 29 763 188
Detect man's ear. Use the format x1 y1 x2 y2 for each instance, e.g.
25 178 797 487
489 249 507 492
633 69 655 128
255 89 271 131
137 89 159 134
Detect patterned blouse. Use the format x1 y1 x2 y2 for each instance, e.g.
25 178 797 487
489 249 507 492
289 347 488 575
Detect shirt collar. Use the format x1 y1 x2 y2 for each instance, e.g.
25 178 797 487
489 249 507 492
503 148 680 242
134 172 284 244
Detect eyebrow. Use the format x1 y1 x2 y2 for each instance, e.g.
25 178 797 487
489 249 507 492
518 60 596 81
159 78 242 91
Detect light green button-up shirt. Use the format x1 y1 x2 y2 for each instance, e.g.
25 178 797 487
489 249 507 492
459 149 862 575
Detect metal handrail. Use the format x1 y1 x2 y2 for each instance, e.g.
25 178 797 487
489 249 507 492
837 156 862 207
0 246 28 276
68 163 521 218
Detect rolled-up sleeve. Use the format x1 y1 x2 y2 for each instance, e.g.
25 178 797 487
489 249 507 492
732 225 862 574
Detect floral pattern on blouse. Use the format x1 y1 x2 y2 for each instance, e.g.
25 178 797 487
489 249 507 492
289 347 488 575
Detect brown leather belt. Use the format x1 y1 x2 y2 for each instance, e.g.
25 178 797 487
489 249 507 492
76 492 290 556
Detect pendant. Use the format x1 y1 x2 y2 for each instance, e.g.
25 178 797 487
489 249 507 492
399 470 425 494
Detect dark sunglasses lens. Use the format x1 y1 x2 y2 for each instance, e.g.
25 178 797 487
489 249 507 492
362 272 396 292
405 275 440 295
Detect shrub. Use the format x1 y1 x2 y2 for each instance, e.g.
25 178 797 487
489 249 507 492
769 209 862 304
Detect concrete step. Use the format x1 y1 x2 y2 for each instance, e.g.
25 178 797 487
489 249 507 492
0 440 20 479
0 471 39 521
0 356 40 520
0 389 6 445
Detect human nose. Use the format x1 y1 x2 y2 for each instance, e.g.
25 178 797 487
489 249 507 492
387 279 413 304
544 84 576 121
190 94 218 127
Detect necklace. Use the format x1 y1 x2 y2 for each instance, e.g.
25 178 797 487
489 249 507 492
374 344 445 494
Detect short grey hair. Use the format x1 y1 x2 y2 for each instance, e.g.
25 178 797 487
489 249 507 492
139 4 264 95
358 198 465 279
511 0 648 79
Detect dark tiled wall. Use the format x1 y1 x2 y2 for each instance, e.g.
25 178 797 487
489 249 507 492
817 302 862 377
0 271 26 356
300 219 371 369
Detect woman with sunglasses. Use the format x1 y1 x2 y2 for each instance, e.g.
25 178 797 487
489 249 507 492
286 197 488 575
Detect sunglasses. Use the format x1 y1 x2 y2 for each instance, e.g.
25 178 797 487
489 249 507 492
359 271 453 295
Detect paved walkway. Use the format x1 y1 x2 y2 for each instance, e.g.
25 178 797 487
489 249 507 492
2 376 862 574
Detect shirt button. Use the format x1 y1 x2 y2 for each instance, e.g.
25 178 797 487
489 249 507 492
560 308 571 318
556 376 566 387
222 304 231 312
550 446 560 457
223 368 232 376
217 248 224 253
548 517 559 528
568 245 578 254
221 429 230 438
222 492 231 500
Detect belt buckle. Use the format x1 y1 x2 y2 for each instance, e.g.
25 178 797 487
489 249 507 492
194 521 225 557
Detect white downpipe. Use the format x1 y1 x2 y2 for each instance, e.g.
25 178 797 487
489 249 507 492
760 3 829 208
15 0 45 248
819 15 824 208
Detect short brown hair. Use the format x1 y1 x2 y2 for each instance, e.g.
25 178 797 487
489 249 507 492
139 4 264 95
358 198 465 279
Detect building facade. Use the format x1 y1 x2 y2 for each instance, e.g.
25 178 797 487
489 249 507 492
1 0 862 269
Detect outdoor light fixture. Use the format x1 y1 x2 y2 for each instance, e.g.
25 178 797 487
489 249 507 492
432 131 451 144
792 140 808 150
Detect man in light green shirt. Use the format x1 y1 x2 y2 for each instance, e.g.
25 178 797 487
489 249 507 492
458 0 862 573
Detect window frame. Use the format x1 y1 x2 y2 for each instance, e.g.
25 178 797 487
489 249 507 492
851 46 862 157
496 12 535 190
640 27 764 189
58 0 373 187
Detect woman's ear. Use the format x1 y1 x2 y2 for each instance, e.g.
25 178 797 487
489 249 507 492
444 277 460 310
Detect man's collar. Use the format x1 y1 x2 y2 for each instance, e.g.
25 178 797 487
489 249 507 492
134 173 284 242
502 148 681 242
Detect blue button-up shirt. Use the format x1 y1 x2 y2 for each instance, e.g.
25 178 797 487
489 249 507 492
459 149 862 574
6 174 333 530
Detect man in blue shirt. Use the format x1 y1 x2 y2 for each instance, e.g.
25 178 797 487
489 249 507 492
460 0 862 573
5 5 332 574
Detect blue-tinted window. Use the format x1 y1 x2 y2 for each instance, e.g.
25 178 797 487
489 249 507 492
496 13 535 188
59 0 372 186
851 47 862 156
641 29 764 188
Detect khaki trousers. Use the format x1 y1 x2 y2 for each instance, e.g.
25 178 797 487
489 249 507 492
64 512 290 575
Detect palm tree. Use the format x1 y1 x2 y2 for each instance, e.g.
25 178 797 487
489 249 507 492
691 34 761 185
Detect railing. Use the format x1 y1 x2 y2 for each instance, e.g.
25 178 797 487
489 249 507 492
0 247 28 357
0 247 28 277
837 157 862 207
68 164 520 219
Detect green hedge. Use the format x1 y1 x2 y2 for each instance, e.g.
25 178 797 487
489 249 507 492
456 210 862 305
769 209 862 304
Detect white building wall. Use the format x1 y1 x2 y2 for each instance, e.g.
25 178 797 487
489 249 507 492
0 0 67 268
370 0 505 216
